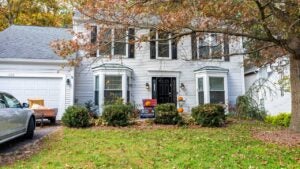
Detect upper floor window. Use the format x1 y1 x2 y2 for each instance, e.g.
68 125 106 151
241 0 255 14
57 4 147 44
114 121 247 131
91 26 135 58
192 33 229 61
150 30 177 60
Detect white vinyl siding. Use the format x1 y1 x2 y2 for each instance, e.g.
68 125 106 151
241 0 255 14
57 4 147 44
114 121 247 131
74 26 245 112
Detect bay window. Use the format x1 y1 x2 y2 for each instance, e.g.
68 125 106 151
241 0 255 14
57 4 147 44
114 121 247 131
94 75 99 105
198 78 204 105
209 77 225 104
104 76 122 104
195 66 228 106
92 63 132 114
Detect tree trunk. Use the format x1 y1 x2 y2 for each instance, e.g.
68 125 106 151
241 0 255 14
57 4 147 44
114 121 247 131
289 55 300 132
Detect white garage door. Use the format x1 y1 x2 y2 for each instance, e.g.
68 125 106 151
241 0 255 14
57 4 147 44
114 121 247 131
0 77 64 119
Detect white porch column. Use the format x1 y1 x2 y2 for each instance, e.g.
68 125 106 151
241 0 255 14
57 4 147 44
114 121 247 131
122 73 127 103
204 74 210 104
99 74 105 114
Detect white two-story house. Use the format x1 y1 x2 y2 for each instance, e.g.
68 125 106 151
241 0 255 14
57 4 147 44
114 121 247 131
73 12 246 114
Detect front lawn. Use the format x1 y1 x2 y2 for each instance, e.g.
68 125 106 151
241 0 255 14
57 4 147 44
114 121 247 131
5 121 300 169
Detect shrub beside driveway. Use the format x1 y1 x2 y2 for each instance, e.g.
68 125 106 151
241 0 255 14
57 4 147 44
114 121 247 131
3 121 300 169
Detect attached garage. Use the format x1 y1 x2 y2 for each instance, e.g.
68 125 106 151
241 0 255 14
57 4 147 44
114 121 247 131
0 25 75 120
0 77 65 118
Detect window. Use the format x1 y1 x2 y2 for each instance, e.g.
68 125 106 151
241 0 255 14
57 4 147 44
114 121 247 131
199 34 222 59
192 33 229 60
104 76 122 104
198 78 204 105
91 26 97 44
127 76 130 103
0 94 6 108
99 28 112 55
114 29 126 55
3 94 21 108
97 28 135 57
158 32 170 58
150 29 177 59
209 77 225 104
95 76 99 106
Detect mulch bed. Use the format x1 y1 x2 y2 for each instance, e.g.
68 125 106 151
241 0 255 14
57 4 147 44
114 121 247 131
253 130 300 147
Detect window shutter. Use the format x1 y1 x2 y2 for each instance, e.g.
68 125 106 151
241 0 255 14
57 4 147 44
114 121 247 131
150 29 156 59
91 26 97 43
224 35 230 61
191 32 197 60
171 34 177 60
128 28 135 58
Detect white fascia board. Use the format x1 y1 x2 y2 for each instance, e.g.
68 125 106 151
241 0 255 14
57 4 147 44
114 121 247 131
0 58 68 64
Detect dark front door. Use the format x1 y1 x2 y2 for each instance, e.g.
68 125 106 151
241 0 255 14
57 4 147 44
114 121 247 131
152 77 177 104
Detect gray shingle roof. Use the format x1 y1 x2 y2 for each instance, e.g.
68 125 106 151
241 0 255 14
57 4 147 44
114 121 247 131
194 66 229 72
92 63 133 71
0 25 72 60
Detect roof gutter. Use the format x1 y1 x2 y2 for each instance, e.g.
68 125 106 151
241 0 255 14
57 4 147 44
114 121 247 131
0 58 68 64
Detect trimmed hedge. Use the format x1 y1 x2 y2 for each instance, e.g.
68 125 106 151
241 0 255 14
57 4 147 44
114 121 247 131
265 113 291 127
102 104 133 126
62 105 90 128
191 104 225 127
154 103 182 125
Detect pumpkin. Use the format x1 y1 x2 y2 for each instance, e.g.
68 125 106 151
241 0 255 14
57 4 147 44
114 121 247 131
178 107 184 113
145 101 152 107
178 96 184 101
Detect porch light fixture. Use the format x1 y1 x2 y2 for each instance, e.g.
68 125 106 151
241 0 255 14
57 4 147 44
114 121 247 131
145 83 150 90
180 83 185 89
66 78 71 86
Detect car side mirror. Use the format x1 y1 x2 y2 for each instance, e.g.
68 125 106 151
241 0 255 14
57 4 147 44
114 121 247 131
22 103 29 108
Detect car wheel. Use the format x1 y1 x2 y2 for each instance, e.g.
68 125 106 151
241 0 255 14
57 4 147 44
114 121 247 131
49 117 56 125
25 117 35 139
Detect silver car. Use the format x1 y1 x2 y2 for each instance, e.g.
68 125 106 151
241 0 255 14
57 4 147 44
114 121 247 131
0 92 35 144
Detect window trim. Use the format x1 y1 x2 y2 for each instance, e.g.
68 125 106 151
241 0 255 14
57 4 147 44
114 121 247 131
209 76 225 104
156 31 172 59
195 72 228 106
96 28 134 58
93 67 132 114
196 33 225 61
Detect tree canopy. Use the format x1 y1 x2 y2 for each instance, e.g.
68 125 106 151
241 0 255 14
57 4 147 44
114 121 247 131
0 0 72 31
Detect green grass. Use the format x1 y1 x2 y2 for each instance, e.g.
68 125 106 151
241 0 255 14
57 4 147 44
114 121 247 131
4 121 300 169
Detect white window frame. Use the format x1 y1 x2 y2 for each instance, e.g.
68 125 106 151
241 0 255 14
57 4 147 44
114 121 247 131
155 31 172 59
104 75 123 104
96 28 129 58
195 71 228 106
93 67 132 114
197 33 224 61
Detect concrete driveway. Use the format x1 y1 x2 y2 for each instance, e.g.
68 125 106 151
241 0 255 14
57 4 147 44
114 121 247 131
0 126 59 154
